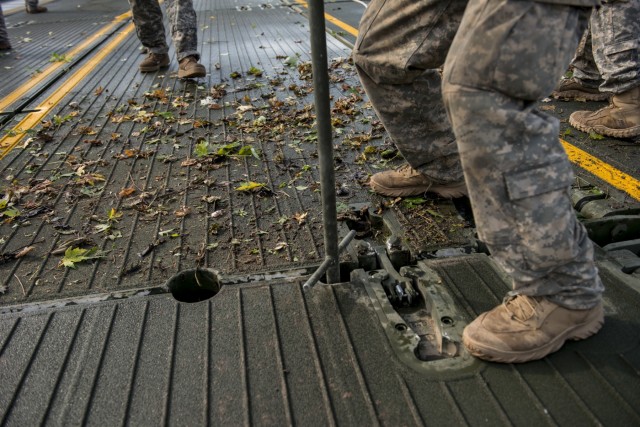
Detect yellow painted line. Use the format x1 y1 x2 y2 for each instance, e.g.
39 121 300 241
0 22 135 159
561 139 640 201
293 0 359 37
290 1 640 200
0 11 131 114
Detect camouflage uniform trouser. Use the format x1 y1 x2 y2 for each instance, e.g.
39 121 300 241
354 0 604 309
128 0 199 61
25 0 40 9
0 5 8 45
571 0 640 94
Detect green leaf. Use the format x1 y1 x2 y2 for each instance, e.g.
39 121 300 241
248 66 263 77
237 146 260 159
159 228 176 237
588 131 604 140
425 209 444 218
217 142 240 156
403 197 428 208
60 247 107 269
284 56 298 67
107 208 122 222
194 140 210 157
236 181 265 192
1 206 20 218
49 52 72 63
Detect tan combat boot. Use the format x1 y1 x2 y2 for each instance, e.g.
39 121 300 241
463 295 604 363
139 53 170 73
369 164 468 198
178 56 206 79
551 78 609 101
569 86 640 138
26 5 47 13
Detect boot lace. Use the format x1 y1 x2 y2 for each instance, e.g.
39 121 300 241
394 164 420 177
504 295 540 323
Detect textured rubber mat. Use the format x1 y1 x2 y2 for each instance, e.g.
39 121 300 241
1 254 638 426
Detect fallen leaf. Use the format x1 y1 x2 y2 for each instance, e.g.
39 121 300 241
293 212 308 224
60 247 107 269
236 181 265 192
175 206 191 217
119 187 136 198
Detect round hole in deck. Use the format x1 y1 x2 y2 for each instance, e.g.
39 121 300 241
394 323 407 332
166 268 221 303
440 316 455 326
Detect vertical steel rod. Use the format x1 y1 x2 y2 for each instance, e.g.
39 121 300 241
307 0 340 284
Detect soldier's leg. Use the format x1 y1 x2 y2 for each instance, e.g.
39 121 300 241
590 0 640 95
352 0 466 187
129 0 169 55
164 0 199 61
568 0 640 138
0 5 10 50
552 21 607 101
442 0 604 362
570 23 603 88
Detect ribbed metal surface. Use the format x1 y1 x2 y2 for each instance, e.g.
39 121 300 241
0 0 130 111
1 255 639 426
1 0 381 305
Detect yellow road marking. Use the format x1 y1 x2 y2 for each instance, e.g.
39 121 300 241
3 4 638 201
561 139 640 201
293 0 359 37
0 22 135 159
0 12 131 114
291 1 639 200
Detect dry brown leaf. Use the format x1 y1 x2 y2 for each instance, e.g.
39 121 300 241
175 206 191 217
181 158 198 167
119 187 136 198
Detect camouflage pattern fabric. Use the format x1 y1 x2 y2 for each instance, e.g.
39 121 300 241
0 5 8 45
352 0 467 184
128 0 200 61
571 0 640 94
25 0 41 9
442 0 603 309
353 0 604 309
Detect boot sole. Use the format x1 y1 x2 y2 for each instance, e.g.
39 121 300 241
140 63 169 73
369 180 468 199
178 67 206 79
463 304 604 364
569 114 640 139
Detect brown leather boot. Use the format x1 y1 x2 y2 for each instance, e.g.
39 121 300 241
569 86 640 138
26 5 47 13
463 295 604 363
369 164 467 198
139 53 170 73
0 41 11 51
178 56 206 79
551 78 609 101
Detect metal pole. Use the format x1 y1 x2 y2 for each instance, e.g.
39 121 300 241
303 230 357 290
307 0 340 284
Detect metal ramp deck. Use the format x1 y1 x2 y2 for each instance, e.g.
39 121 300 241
1 0 639 425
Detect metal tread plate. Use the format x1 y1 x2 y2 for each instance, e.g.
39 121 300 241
0 254 638 426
